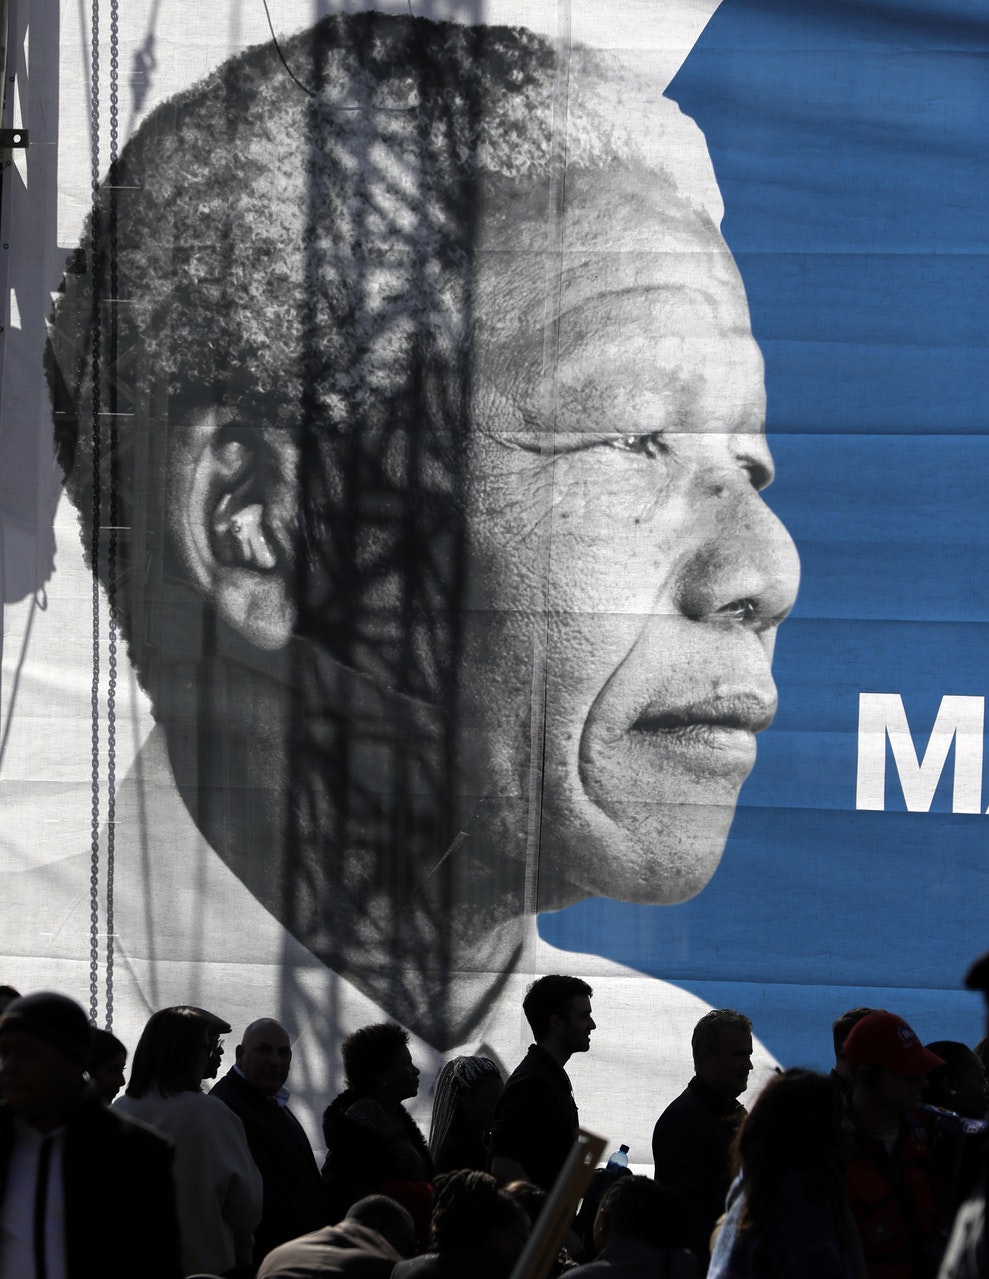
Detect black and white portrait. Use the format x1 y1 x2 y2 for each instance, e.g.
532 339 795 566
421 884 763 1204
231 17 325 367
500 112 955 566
10 2 800 1153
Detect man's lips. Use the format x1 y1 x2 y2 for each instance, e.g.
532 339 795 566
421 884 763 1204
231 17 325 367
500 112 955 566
582 688 779 783
630 691 777 737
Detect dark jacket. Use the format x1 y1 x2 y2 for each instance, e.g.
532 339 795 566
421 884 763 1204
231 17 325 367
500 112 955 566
392 1251 519 1279
652 1076 746 1261
210 1066 327 1265
568 1236 699 1279
488 1045 578 1192
256 1219 403 1278
0 1087 182 1279
844 1103 957 1279
320 1090 432 1227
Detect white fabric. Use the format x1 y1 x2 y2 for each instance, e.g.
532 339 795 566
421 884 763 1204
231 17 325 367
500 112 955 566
113 1089 261 1275
113 730 780 1161
7 726 779 1165
0 1120 66 1279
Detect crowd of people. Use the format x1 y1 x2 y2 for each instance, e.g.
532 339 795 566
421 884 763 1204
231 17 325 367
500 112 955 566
0 966 988 1279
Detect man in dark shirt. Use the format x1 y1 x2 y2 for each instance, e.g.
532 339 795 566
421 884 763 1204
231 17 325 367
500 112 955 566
0 990 182 1278
651 1007 753 1263
489 975 595 1191
210 1017 326 1266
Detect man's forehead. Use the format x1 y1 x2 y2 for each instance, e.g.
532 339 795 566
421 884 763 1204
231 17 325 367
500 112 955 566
475 271 763 442
244 1020 289 1045
718 1027 753 1050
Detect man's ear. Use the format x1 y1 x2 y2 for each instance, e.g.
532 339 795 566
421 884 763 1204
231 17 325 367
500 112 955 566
166 405 297 650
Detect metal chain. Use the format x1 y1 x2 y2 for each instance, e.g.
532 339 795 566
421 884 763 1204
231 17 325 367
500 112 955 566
88 0 103 1027
105 0 120 1032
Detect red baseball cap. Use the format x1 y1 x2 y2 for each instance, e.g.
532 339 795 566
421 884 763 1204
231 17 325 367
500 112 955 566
842 1012 945 1077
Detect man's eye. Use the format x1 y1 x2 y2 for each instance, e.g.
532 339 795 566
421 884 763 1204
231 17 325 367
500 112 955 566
609 432 669 460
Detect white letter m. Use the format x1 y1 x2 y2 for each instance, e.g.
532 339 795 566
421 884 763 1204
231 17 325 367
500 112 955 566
856 694 984 813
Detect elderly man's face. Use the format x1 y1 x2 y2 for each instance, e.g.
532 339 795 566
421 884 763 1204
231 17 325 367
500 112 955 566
461 245 799 910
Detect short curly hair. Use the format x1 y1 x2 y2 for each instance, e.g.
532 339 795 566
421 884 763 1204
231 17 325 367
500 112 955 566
340 1021 410 1093
46 11 728 711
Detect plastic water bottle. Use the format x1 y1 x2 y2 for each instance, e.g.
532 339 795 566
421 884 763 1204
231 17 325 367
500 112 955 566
605 1143 630 1171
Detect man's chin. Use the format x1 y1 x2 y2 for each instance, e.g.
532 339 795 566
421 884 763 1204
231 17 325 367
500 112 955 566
538 795 736 908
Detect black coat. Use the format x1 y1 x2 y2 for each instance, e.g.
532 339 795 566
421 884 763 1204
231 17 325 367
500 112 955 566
0 1087 182 1279
210 1066 326 1265
320 1090 432 1225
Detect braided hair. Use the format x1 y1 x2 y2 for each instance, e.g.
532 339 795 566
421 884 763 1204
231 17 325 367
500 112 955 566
428 1055 502 1159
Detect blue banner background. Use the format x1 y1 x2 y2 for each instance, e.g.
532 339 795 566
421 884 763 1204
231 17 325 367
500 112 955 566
542 0 989 1066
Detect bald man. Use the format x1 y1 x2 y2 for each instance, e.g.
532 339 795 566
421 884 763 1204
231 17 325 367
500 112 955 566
211 1019 326 1265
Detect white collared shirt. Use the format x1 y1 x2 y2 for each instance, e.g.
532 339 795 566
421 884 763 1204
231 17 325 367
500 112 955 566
0 1117 67 1279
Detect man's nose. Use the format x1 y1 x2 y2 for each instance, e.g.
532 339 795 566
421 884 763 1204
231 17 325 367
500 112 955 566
675 472 800 633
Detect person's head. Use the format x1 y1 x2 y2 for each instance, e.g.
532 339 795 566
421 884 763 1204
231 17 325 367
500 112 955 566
0 992 91 1130
170 1006 231 1080
0 985 21 1014
692 1008 753 1099
236 1018 292 1097
831 1006 877 1078
430 1170 530 1262
502 1180 547 1226
428 1055 503 1158
843 1011 944 1116
341 1022 419 1104
593 1174 685 1253
523 975 595 1058
344 1194 416 1258
923 1040 989 1119
966 950 989 1041
88 1027 128 1103
126 1006 212 1098
731 1069 845 1234
46 14 798 1042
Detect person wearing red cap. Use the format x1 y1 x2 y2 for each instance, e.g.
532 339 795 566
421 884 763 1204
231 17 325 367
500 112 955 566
842 1011 958 1279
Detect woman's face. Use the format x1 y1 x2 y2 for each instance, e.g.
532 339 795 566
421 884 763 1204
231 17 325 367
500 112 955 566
459 1072 503 1132
461 243 799 911
90 1052 127 1103
378 1044 420 1102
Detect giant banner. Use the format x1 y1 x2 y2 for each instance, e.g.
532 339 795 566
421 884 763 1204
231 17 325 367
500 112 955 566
1 0 987 1162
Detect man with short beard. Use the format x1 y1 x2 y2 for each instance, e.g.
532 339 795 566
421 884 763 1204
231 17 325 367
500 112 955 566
489 975 595 1192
